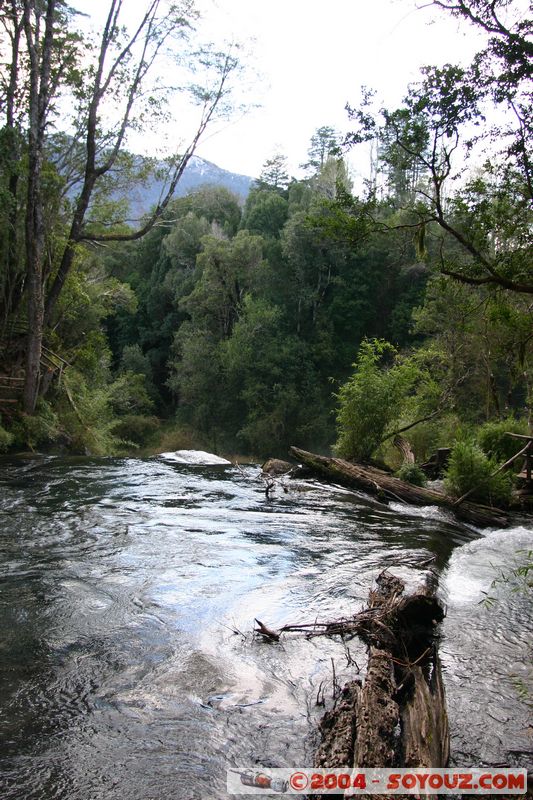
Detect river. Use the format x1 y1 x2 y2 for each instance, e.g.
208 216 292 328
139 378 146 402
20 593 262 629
0 453 531 799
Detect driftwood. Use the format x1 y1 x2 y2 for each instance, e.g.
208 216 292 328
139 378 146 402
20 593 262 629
393 434 415 465
255 571 449 776
315 572 449 772
290 446 509 528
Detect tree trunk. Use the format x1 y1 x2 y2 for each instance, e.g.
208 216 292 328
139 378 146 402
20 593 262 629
289 446 510 528
23 257 44 413
22 0 57 413
393 434 415 464
315 571 449 773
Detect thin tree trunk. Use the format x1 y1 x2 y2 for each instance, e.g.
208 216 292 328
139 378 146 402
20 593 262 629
1 2 24 328
22 0 56 413
23 268 44 413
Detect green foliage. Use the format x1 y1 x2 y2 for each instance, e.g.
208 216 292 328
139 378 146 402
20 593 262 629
59 371 125 456
11 401 60 451
241 189 289 239
185 186 242 238
335 339 420 462
100 131 454 458
396 462 427 487
107 372 155 416
119 344 153 379
444 440 512 506
182 230 265 337
112 415 160 447
3 0 531 465
167 322 228 448
0 418 14 452
222 296 328 455
476 417 529 465
413 278 533 424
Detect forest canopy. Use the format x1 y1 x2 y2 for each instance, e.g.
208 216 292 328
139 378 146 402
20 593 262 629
0 0 531 469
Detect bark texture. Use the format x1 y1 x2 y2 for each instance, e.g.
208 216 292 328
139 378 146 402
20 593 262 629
314 571 449 775
290 446 509 528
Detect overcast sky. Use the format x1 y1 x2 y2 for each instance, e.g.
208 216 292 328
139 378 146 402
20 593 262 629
78 0 486 180
187 0 485 180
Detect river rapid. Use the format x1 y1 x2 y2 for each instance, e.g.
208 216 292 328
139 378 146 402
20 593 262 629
0 453 531 799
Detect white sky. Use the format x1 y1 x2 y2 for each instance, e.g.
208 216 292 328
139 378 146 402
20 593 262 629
76 0 486 180
188 0 484 179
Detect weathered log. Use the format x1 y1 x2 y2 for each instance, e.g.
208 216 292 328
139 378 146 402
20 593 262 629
393 434 415 465
290 446 510 528
353 647 400 767
315 571 449 775
400 651 449 768
316 682 360 768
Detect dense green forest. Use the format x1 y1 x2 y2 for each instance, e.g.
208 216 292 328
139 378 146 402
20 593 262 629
0 0 531 500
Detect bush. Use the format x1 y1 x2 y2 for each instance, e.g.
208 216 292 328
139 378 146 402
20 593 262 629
59 370 121 455
11 400 60 451
156 424 205 454
444 440 512 507
0 418 13 452
335 339 419 462
477 417 528 465
113 415 160 447
396 462 427 487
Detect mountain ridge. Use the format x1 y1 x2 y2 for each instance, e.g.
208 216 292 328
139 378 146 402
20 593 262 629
127 154 254 216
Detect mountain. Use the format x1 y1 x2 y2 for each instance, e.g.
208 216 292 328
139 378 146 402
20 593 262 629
126 154 254 216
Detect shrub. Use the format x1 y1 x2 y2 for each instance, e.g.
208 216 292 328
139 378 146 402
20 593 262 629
396 462 427 487
59 370 121 456
156 424 205 453
0 418 13 452
113 415 160 447
335 339 419 462
477 417 528 465
11 400 60 451
444 440 512 507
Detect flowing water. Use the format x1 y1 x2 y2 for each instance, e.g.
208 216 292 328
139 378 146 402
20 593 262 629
0 453 531 799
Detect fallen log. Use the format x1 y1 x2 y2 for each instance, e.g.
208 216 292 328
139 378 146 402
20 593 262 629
290 446 510 528
315 571 449 774
255 570 449 777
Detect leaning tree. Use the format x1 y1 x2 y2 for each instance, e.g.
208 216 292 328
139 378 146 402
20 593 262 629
0 0 243 412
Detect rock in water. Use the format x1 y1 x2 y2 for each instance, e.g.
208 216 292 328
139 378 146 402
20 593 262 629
261 458 294 475
158 450 231 465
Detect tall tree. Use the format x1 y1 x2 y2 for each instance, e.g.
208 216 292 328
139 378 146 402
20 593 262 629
345 0 533 294
256 152 290 192
0 0 242 412
301 125 341 174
